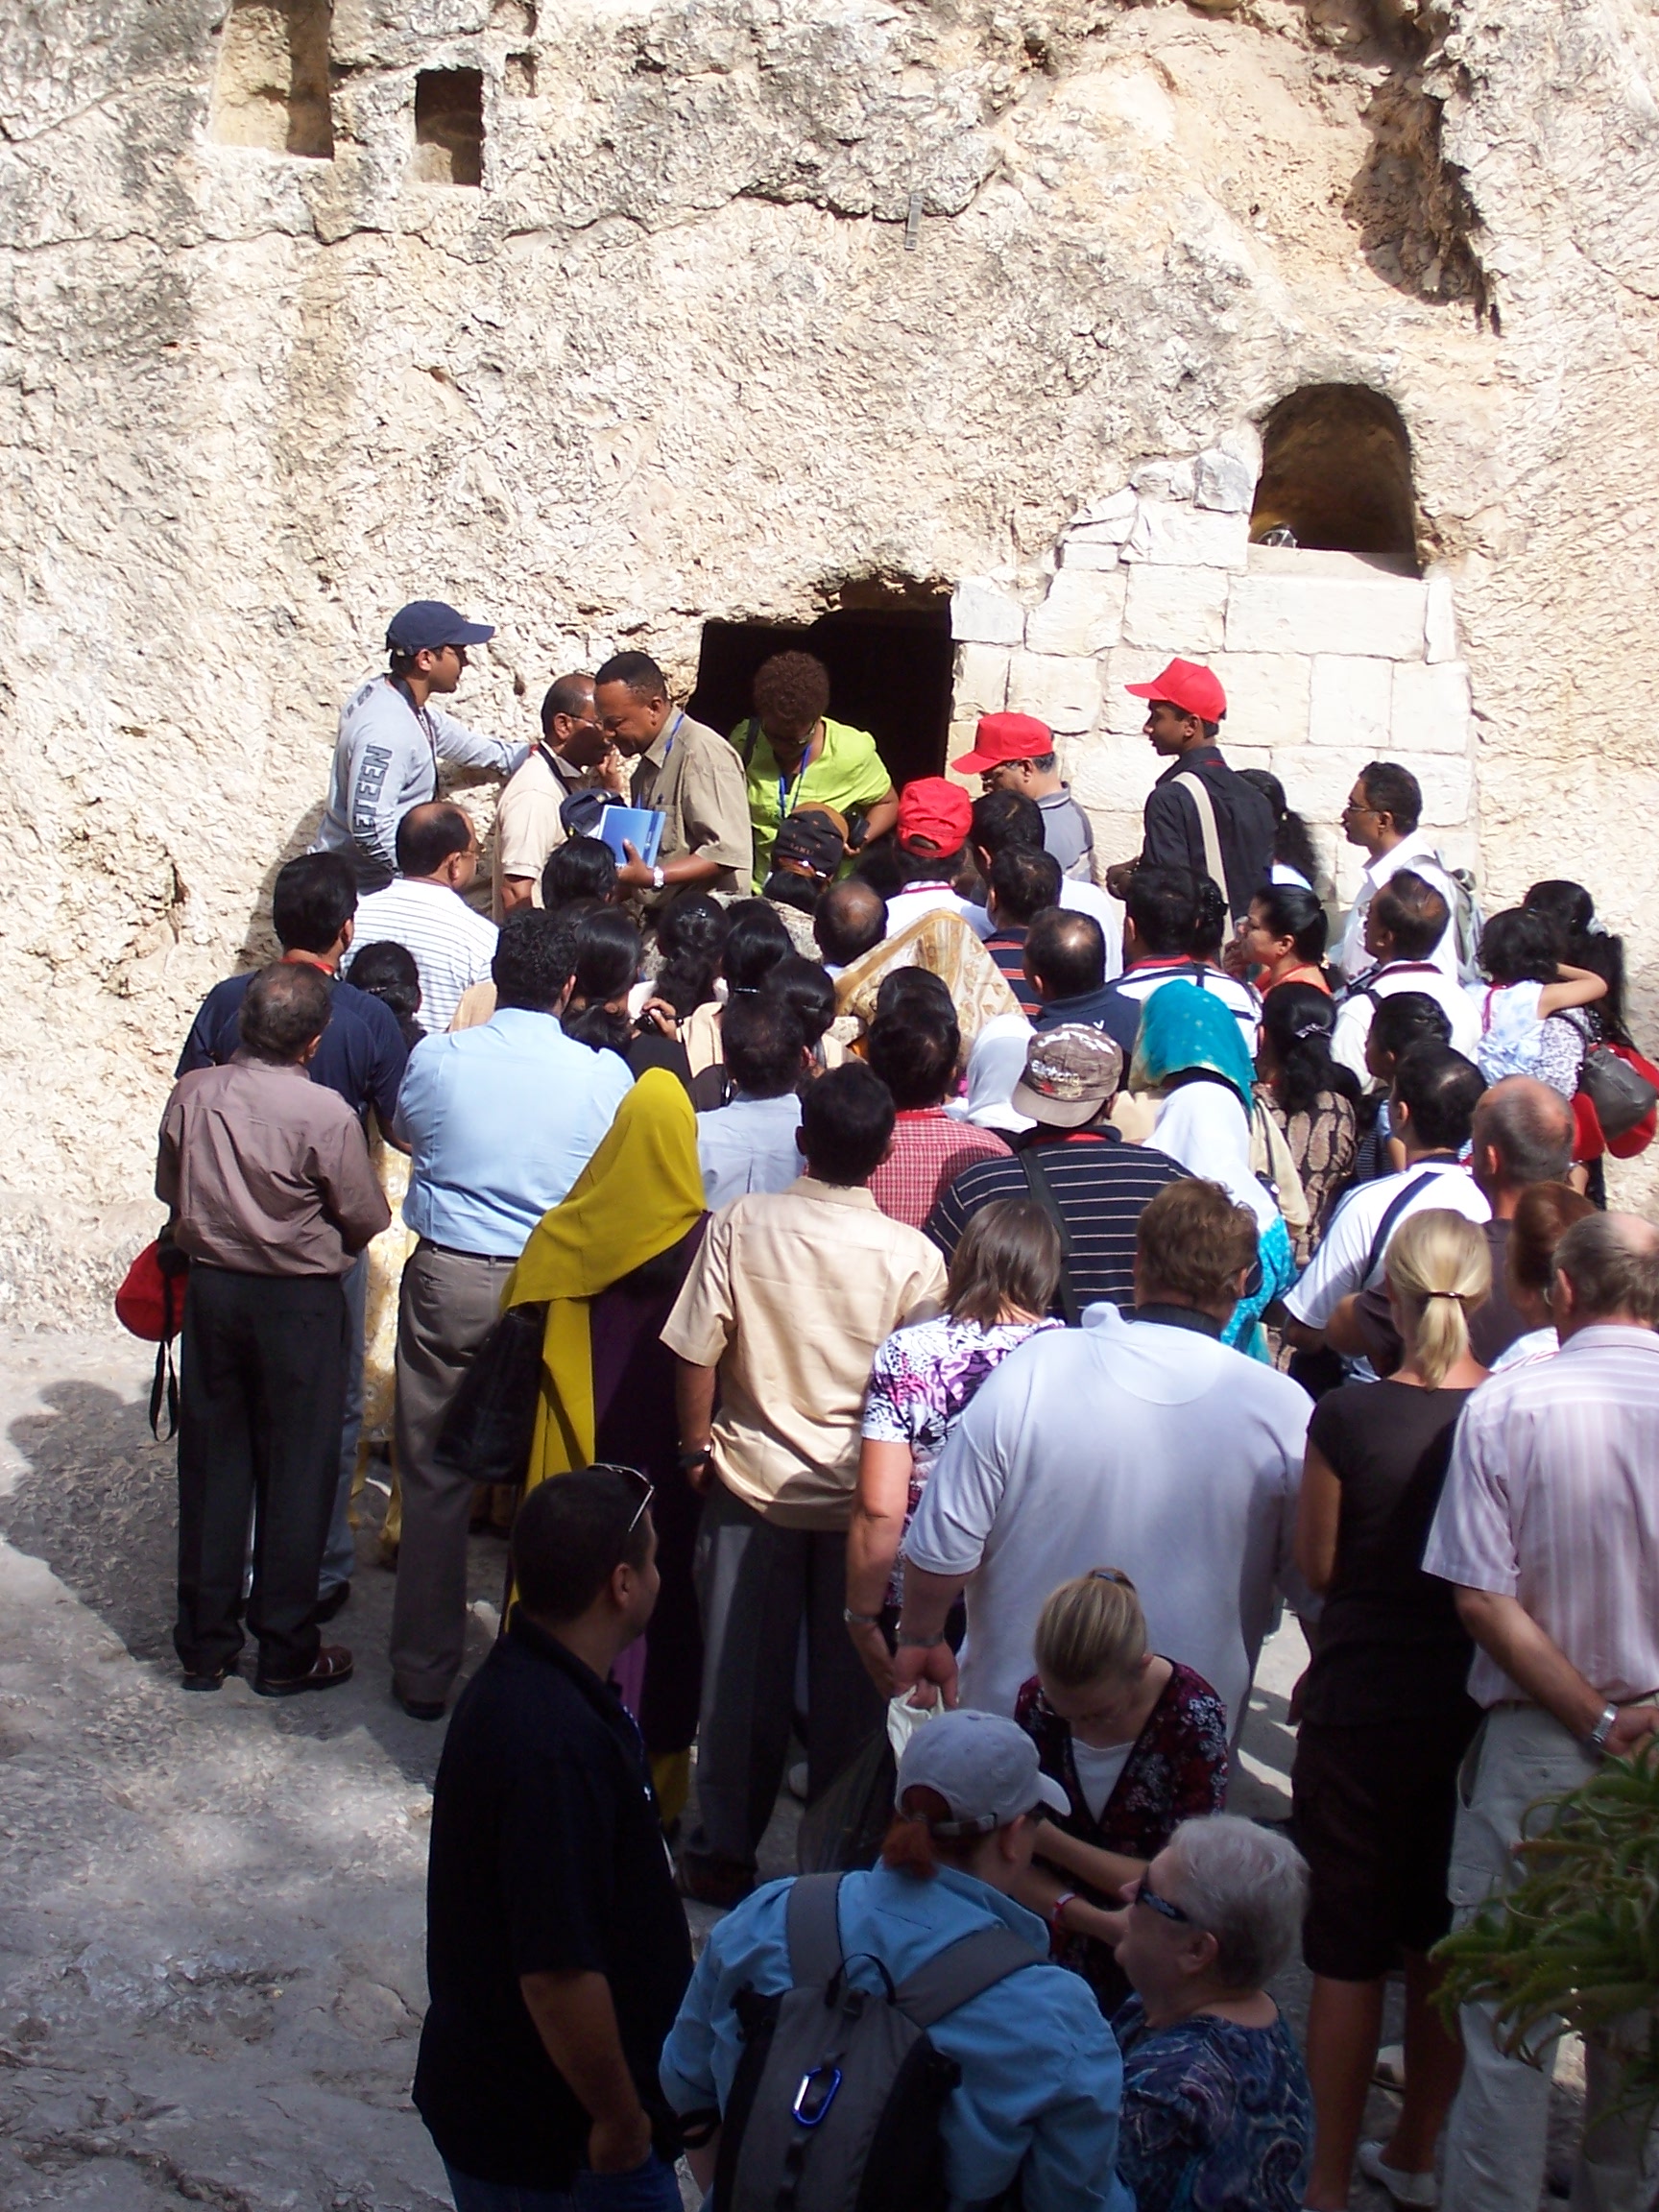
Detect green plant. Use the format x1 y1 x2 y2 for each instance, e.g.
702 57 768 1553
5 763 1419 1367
1433 1738 1659 2114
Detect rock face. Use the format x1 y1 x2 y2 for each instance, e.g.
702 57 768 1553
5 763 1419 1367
3 0 1659 1315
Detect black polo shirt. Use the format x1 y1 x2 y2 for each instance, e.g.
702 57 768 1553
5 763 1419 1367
177 967 408 1129
414 1616 692 2189
924 1129 1190 1316
1142 746 1275 923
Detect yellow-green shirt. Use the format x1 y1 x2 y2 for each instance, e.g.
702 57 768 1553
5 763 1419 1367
731 716 895 888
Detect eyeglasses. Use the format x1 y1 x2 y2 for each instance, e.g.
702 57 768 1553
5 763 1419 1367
1133 1872 1191 1924
589 1462 655 1539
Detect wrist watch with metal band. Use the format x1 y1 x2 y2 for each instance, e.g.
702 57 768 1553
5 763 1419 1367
1586 1701 1619 1755
843 1608 881 1627
651 864 665 891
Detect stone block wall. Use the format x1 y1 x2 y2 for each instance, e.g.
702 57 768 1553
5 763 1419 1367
950 456 1477 912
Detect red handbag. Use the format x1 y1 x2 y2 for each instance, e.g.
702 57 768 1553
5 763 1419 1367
115 1233 190 1437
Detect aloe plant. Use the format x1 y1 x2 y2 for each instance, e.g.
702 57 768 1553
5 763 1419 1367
1432 1739 1659 2113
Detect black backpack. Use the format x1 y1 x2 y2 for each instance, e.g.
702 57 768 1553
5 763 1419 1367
712 1872 1039 2212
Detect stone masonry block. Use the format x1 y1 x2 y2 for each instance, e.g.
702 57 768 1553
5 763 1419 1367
1024 568 1127 656
1225 572 1429 659
1006 652 1100 735
1102 648 1171 735
1122 563 1229 652
1122 498 1250 571
1425 572 1458 663
1309 656 1393 753
1208 654 1310 751
1414 755 1474 827
1392 660 1473 756
1269 745 1375 825
951 578 1023 648
1071 731 1162 814
1194 448 1257 514
1070 488 1138 538
952 641 1010 717
1059 537 1124 572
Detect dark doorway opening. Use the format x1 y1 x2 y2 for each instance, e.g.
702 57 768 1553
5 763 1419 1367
688 598 953 793
1250 385 1420 570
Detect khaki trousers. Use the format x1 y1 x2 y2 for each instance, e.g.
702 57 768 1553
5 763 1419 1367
389 1241 517 1706
1442 1705 1657 2212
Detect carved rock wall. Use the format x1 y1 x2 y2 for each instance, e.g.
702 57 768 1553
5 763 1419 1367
2 0 1657 1317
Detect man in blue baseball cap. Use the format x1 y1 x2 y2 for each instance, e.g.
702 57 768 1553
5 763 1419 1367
314 600 528 892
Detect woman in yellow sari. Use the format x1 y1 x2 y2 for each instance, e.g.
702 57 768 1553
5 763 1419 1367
501 1070 708 1822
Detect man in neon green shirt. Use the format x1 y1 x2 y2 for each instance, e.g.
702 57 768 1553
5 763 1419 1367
729 652 899 888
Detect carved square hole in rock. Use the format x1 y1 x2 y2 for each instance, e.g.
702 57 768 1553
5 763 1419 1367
688 592 952 798
211 0 334 159
504 52 537 97
413 68 485 186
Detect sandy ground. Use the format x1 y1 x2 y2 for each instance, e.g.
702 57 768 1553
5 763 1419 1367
0 1327 1584 2209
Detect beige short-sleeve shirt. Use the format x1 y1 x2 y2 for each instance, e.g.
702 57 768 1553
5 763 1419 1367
661 1177 948 1527
632 712 753 902
492 745 590 916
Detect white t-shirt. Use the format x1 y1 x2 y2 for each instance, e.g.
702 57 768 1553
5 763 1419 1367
902 1306 1311 1734
884 884 990 941
1070 1739 1136 1822
1331 962 1483 1087
1284 1161 1491 1330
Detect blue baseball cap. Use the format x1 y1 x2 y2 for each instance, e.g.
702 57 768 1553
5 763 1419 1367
386 600 495 654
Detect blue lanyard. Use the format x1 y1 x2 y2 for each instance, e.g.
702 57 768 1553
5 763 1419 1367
777 728 818 820
661 709 685 763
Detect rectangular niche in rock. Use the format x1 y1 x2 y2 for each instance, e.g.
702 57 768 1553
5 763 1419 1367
210 0 334 159
412 69 485 186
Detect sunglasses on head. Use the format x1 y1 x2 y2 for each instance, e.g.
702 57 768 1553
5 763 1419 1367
587 1462 655 1539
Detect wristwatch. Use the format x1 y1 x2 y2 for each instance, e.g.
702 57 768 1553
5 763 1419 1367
676 1443 713 1473
843 1608 882 1628
651 864 665 892
1586 1701 1619 1756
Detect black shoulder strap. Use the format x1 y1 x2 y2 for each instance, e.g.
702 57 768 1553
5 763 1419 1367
894 1926 1042 2030
785 1873 846 1990
1360 1169 1442 1286
739 716 761 772
1018 1147 1080 1328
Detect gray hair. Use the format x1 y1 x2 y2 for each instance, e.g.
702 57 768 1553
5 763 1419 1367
1554 1212 1659 1327
1162 1815 1309 1991
1475 1077 1575 1188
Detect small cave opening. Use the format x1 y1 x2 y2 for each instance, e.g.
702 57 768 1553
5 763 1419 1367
1250 384 1420 570
412 68 485 186
210 0 334 159
687 592 953 794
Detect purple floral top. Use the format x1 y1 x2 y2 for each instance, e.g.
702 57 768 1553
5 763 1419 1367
862 1314 1060 1605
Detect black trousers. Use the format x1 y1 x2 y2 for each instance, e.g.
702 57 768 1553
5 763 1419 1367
175 1264 349 1682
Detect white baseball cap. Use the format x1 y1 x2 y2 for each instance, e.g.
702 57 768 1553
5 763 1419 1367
894 1709 1070 1836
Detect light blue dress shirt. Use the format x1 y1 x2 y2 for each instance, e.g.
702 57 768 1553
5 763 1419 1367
395 1009 633 1258
695 1092 804 1211
660 1863 1134 2212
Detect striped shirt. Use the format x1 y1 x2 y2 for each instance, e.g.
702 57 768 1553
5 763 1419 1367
983 931 1041 1016
1424 1324 1659 1707
925 1132 1189 1317
344 878 498 1036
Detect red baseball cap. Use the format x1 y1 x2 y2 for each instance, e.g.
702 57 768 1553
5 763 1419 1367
1125 658 1227 722
897 777 974 854
951 710 1054 776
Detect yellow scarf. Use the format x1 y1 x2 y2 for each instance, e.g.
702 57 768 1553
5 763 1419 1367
502 1069 706 1490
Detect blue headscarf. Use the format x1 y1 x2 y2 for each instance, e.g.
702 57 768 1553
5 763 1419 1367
1129 980 1257 1111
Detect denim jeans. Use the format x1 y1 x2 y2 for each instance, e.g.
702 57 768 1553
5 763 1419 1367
320 1248 370 1595
444 2153 685 2212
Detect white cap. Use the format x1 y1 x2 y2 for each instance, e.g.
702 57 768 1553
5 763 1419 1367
894 1709 1070 1836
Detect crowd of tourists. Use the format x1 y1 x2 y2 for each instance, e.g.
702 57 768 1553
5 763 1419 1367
148 599 1659 2212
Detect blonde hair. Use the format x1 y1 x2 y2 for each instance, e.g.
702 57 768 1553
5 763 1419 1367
1034 1569 1148 1690
1385 1208 1491 1388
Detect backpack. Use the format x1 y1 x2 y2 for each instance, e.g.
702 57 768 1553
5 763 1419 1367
712 1872 1038 2212
1432 852 1485 986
